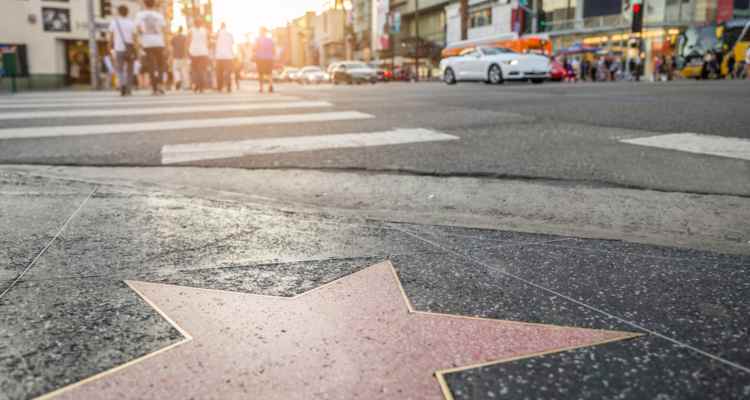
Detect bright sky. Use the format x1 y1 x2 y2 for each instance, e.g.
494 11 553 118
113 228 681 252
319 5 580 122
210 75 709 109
214 0 325 41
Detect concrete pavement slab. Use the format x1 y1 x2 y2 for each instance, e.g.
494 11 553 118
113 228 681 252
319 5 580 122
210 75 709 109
0 172 95 282
0 278 181 400
23 186 434 280
447 241 750 369
146 256 387 296
391 252 631 332
444 335 750 400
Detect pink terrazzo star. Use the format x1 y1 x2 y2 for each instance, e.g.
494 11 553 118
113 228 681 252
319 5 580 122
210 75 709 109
45 261 638 400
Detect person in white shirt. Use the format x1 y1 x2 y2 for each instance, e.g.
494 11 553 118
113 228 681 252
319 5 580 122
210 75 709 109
135 0 166 95
214 23 235 93
188 18 210 93
108 5 136 96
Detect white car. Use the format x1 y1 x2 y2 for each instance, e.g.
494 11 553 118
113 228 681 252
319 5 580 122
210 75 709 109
299 66 326 84
332 61 378 84
440 46 551 85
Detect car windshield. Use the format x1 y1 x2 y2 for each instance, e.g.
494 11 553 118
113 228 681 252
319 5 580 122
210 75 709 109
344 63 367 69
481 47 515 55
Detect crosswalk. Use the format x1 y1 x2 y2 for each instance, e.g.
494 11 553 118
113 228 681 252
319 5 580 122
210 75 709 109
620 133 750 162
0 89 459 164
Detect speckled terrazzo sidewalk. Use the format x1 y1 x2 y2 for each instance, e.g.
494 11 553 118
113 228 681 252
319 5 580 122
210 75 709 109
1 170 749 400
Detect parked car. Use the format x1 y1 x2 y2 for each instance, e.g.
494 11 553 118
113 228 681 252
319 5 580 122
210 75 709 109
279 67 300 83
298 66 327 84
440 46 551 85
326 62 341 82
332 61 378 84
549 59 566 81
367 62 390 81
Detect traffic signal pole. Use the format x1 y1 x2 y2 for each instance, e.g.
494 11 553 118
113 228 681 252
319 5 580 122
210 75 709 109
87 0 99 89
414 0 419 81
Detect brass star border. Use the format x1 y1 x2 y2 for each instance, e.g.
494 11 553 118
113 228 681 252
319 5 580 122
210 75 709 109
36 261 641 400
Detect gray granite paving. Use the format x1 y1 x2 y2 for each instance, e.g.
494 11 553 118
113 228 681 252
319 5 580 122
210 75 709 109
3 175 750 399
148 256 387 297
0 172 94 283
444 335 750 400
0 277 181 400
391 251 632 332
22 186 434 281
452 242 750 368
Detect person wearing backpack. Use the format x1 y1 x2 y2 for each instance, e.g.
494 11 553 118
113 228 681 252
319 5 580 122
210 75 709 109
108 5 137 96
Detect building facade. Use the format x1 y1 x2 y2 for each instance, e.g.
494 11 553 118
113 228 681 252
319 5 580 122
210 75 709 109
531 0 750 76
314 8 349 67
0 0 149 91
352 0 373 60
445 0 517 46
379 0 452 76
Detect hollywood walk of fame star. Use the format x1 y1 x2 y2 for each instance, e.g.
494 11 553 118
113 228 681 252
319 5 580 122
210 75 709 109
42 261 640 400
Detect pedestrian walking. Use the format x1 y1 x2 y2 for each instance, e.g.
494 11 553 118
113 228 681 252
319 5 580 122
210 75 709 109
727 53 735 79
666 55 675 81
102 51 115 89
171 26 189 90
254 26 275 94
571 58 581 81
590 57 598 81
214 23 235 93
653 56 662 82
233 56 243 91
609 56 621 81
108 5 136 96
135 0 167 95
563 58 576 83
188 18 210 93
745 47 750 79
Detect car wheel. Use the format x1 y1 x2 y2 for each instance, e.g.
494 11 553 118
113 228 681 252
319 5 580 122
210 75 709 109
488 64 503 85
444 68 457 85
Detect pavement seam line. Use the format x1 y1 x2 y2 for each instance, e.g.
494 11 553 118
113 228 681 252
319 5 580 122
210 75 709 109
391 225 750 375
0 185 98 300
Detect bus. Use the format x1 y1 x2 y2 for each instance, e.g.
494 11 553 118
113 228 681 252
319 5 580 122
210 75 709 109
676 19 750 78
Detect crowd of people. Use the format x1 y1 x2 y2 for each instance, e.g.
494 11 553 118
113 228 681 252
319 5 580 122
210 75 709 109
105 0 276 96
557 54 670 83
556 46 750 83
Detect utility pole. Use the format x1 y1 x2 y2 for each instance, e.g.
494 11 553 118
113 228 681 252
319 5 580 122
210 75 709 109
460 0 468 40
414 0 419 81
87 0 99 89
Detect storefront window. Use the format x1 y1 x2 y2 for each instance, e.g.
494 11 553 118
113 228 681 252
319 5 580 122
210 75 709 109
469 8 492 28
540 0 576 31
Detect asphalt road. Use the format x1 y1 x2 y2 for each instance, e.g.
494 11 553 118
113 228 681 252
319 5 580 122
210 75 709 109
0 80 748 197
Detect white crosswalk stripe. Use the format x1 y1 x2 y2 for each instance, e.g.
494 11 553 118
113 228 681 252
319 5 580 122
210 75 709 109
0 90 460 164
162 128 459 164
0 95 300 108
620 133 750 162
0 88 262 100
0 111 374 140
0 101 332 120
